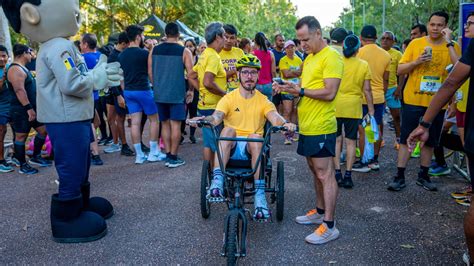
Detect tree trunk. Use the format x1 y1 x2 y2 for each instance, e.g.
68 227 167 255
0 8 12 57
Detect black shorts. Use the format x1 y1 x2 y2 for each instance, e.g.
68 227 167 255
105 93 115 105
10 107 43 134
297 133 336 158
336 118 360 140
400 104 445 147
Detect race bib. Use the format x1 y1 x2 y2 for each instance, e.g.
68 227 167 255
420 76 442 93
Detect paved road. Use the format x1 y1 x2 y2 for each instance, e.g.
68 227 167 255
0 125 469 264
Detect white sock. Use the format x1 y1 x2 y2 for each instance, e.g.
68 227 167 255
149 141 158 155
133 143 144 157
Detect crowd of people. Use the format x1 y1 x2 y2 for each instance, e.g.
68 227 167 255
1 8 474 260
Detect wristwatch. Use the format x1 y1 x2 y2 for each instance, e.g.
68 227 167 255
419 117 431 129
446 41 455 48
299 88 305 97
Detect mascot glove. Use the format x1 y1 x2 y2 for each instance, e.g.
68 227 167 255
89 55 123 91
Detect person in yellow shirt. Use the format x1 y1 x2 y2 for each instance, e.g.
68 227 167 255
334 34 375 189
274 16 343 245
381 31 403 149
219 24 245 92
279 40 303 145
354 25 391 173
189 54 295 221
192 22 227 166
389 11 461 192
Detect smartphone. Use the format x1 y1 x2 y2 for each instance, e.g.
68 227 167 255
273 77 285 85
424 46 432 57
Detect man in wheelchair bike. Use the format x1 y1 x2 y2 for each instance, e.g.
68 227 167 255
189 54 296 221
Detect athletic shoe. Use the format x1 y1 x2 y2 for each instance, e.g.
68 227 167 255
254 194 271 221
387 178 406 191
305 222 340 245
428 164 451 176
167 158 186 168
352 161 371 173
141 142 150 153
416 177 437 191
284 137 292 145
463 252 470 265
147 151 167 162
29 156 53 167
104 137 114 145
104 143 121 154
19 163 38 175
8 157 21 167
295 209 324 225
342 176 354 189
98 138 108 146
456 198 471 207
190 135 196 144
208 178 224 199
135 155 147 164
335 171 343 187
368 160 380 171
411 142 421 158
0 161 14 173
91 155 104 166
292 134 299 142
121 144 135 156
451 186 473 199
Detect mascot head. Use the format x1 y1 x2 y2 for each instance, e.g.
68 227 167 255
0 0 82 43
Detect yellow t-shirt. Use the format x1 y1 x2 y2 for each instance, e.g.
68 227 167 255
387 48 403 88
335 57 371 119
457 79 470 113
400 36 461 107
299 46 344 135
357 43 391 104
215 89 276 137
219 47 245 91
193 48 227 110
279 55 303 94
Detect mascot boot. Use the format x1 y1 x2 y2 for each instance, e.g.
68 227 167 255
50 194 107 243
81 182 114 219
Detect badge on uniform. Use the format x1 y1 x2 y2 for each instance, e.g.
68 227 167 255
63 57 76 71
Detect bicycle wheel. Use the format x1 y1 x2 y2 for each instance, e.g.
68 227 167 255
276 161 284 221
201 160 211 218
226 211 239 266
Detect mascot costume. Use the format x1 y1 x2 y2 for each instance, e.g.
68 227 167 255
0 0 122 243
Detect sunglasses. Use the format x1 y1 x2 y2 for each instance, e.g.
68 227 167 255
465 21 474 28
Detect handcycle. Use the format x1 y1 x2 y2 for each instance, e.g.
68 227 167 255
192 120 286 265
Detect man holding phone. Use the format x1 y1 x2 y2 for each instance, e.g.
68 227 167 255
387 11 461 192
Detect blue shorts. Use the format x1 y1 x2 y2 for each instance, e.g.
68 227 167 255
156 103 186 121
0 113 10 125
281 93 295 101
197 109 221 152
363 103 384 126
123 90 157 115
385 87 401 109
256 83 273 101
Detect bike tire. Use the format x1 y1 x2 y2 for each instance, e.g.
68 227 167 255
201 160 211 218
276 161 284 221
226 211 239 266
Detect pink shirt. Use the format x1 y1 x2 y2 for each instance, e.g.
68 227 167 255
253 49 272 84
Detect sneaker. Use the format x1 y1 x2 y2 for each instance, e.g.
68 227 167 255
387 178 406 191
292 134 299 142
416 177 437 191
141 142 150 153
451 186 473 199
0 161 14 173
335 171 343 187
429 164 451 176
190 135 196 144
463 252 470 265
135 155 147 164
295 209 324 225
305 222 340 245
368 160 380 171
19 163 38 175
342 175 353 189
121 144 135 156
284 137 292 145
456 198 471 207
91 154 104 166
104 137 114 145
254 194 271 221
29 156 53 167
147 151 167 162
208 178 224 199
8 157 21 167
352 161 371 173
104 143 121 154
98 138 108 146
167 157 186 168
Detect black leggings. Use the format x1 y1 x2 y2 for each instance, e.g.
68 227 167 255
96 97 109 139
181 91 198 136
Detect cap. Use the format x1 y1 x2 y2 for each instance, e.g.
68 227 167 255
330 27 349 43
284 40 295 49
361 25 377 39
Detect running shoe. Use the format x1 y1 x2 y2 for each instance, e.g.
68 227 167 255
342 175 354 189
456 198 471 207
98 138 108 146
167 157 186 168
8 157 21 167
91 154 104 166
0 161 14 173
135 155 147 165
451 186 473 199
147 151 167 162
428 164 451 176
208 178 224 199
104 137 114 146
104 143 121 154
368 160 380 171
121 144 135 156
335 171 343 187
305 222 340 245
284 136 292 145
19 163 38 175
29 156 53 167
254 194 271 221
387 178 406 191
416 177 437 191
295 209 324 225
352 161 371 173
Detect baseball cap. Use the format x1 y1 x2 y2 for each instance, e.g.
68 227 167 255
330 27 349 44
284 40 295 49
361 25 377 39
